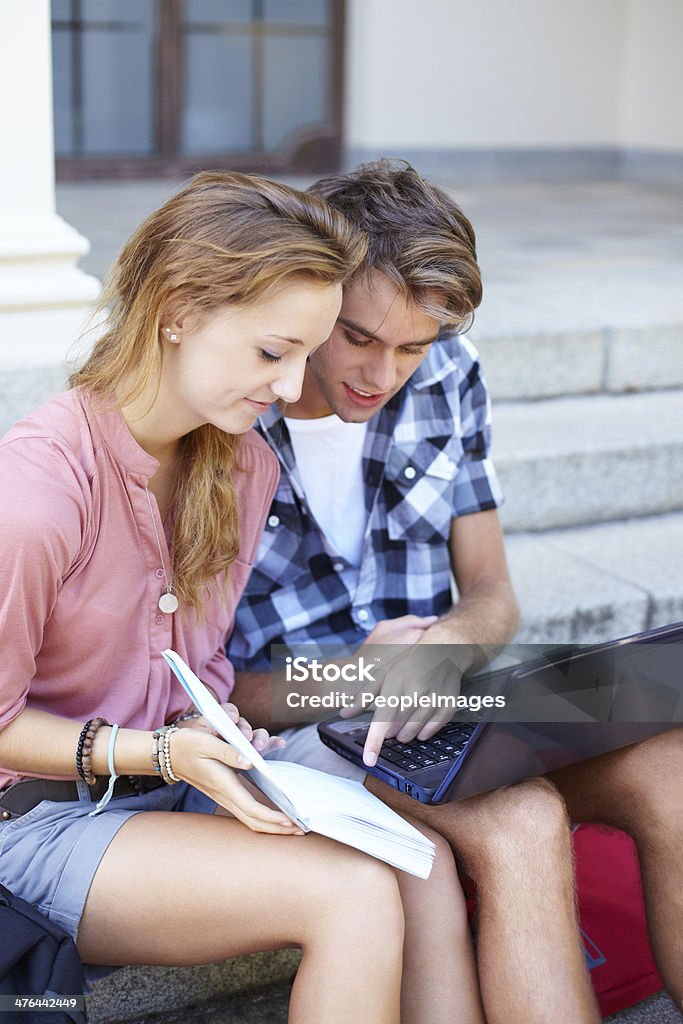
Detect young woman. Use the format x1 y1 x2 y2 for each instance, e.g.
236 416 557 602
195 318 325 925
0 172 483 1024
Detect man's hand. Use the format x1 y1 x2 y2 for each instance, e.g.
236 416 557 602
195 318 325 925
342 508 520 768
361 613 439 647
347 631 474 766
349 510 519 765
339 614 467 766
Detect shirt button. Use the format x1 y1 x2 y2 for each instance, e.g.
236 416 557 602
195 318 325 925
155 568 164 579
357 609 369 622
404 466 416 480
268 514 280 528
155 614 164 625
333 561 344 572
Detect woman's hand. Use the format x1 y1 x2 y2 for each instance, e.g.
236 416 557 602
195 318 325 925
169 724 301 835
177 703 287 756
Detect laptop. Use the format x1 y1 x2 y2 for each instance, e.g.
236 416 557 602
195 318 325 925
318 621 683 804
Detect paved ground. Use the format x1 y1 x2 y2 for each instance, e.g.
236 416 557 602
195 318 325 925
157 985 291 1024
607 992 683 1024
119 985 683 1024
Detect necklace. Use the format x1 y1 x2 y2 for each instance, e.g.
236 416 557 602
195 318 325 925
145 487 179 614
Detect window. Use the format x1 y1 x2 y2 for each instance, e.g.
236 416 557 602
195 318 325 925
53 0 344 178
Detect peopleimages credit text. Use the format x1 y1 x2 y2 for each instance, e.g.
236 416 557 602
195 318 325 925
270 641 683 727
285 690 506 712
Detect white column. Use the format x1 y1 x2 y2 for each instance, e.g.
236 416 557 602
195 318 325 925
0 0 99 425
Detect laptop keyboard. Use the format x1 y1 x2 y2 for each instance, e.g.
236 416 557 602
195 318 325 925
347 720 478 774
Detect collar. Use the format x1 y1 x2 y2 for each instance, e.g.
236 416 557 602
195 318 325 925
408 330 465 390
258 332 467 474
80 390 160 481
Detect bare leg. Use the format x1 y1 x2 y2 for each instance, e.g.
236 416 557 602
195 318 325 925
218 783 483 1023
548 727 683 1005
367 775 600 1024
78 811 404 1024
396 819 485 1024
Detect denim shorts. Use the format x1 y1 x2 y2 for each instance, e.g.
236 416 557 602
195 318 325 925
0 779 216 974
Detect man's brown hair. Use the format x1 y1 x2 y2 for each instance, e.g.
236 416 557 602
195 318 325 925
309 158 482 331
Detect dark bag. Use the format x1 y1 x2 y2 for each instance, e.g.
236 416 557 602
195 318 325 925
0 884 85 1024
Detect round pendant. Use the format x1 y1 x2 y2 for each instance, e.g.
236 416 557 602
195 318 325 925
158 591 179 614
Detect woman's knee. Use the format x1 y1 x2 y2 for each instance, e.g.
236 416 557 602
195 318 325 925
429 829 459 880
341 852 404 934
413 826 459 892
424 831 471 929
299 840 404 946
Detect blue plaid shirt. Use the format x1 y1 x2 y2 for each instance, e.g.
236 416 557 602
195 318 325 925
229 334 503 672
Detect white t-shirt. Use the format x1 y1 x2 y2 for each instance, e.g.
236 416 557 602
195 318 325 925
284 414 368 566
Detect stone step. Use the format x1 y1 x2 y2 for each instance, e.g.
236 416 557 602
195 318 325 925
472 322 683 402
506 511 683 644
460 179 683 402
87 952 681 1024
493 389 683 531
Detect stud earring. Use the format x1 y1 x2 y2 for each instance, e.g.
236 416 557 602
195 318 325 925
164 327 178 341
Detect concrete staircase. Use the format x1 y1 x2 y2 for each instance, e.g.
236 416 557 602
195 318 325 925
461 176 683 648
476 323 683 644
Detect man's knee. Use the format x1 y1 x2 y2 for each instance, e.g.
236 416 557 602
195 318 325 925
454 777 571 869
607 729 683 833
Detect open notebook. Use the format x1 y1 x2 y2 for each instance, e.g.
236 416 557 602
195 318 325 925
162 650 435 879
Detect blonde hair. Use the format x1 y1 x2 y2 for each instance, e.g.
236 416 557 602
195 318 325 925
70 171 367 606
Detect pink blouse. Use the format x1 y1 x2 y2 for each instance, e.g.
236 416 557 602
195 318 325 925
0 389 279 789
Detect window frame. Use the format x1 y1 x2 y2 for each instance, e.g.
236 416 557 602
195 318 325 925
54 0 345 180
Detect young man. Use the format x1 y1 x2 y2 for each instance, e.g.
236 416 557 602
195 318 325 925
229 161 683 1024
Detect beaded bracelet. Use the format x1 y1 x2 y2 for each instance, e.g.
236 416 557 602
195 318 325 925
76 717 109 785
175 709 201 724
162 725 180 784
152 725 180 785
151 729 163 777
